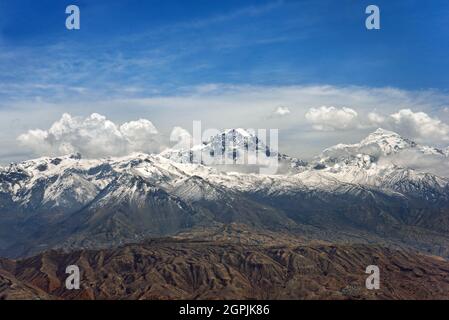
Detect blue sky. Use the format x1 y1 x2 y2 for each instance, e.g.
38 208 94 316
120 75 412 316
1 0 449 99
1 0 449 162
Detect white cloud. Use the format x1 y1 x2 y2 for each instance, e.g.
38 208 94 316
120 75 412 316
272 106 291 116
120 118 161 153
305 106 358 131
367 112 385 126
378 149 449 177
304 106 449 144
17 113 165 158
388 109 449 142
169 126 192 150
4 84 449 163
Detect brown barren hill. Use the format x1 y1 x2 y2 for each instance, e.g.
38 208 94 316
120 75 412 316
1 227 449 300
0 265 56 300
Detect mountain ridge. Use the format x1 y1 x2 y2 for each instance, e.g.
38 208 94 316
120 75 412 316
1 129 449 258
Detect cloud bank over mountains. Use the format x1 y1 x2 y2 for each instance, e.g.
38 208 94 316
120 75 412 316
3 84 449 163
305 106 449 143
17 113 164 158
388 109 449 142
16 107 449 160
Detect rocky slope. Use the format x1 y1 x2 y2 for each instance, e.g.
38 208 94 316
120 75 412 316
0 267 54 300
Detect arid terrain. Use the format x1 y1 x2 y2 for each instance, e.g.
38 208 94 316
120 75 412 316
1 225 449 300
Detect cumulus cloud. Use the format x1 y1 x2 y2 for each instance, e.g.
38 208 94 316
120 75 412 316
169 126 192 150
305 106 358 131
305 106 449 144
388 109 449 142
359 109 449 143
17 113 165 158
5 84 449 163
272 106 291 116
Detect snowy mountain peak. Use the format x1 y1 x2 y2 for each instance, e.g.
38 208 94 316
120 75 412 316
363 128 403 143
357 128 446 157
206 128 262 150
161 127 278 169
371 128 398 135
322 128 421 159
221 128 254 138
317 128 449 178
359 128 415 154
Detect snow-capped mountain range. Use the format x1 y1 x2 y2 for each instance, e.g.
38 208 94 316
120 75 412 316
161 127 306 173
1 128 449 258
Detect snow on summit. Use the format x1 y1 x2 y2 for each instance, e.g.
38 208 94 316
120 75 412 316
1 129 448 209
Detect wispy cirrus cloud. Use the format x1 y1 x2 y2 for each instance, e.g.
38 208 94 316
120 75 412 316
0 0 301 105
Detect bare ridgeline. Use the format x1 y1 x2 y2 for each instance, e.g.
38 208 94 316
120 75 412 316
1 128 449 299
